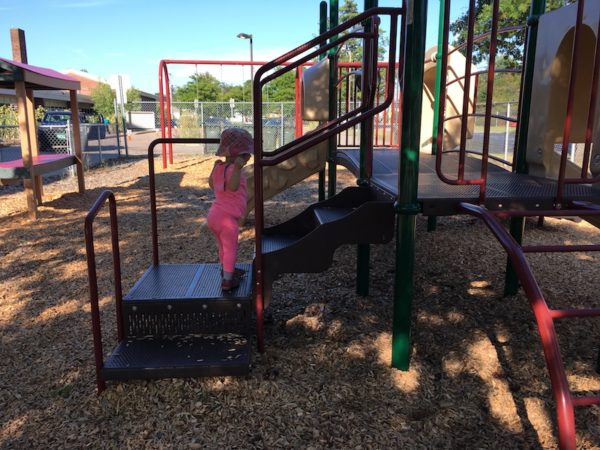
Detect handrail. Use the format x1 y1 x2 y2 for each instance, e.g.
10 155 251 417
251 6 403 353
146 137 220 265
459 202 600 450
84 190 123 395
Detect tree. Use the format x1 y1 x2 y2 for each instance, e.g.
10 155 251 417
266 70 295 102
450 0 573 67
338 0 389 62
125 87 142 111
90 82 116 118
340 0 362 62
174 72 221 102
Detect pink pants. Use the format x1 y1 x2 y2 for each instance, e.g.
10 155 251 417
207 207 239 273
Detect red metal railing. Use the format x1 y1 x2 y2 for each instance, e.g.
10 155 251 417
557 0 600 204
460 202 600 450
251 6 403 352
336 62 402 148
436 0 600 207
84 190 123 394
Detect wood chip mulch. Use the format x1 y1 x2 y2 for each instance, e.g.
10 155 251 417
1 154 599 449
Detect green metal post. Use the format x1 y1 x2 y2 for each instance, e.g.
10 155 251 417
318 1 328 201
327 0 339 198
392 0 428 370
504 0 546 296
426 0 446 233
356 0 378 297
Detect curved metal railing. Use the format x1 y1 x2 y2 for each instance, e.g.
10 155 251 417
84 190 123 394
459 202 600 450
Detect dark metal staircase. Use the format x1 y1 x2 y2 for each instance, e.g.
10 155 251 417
260 186 394 305
85 190 253 394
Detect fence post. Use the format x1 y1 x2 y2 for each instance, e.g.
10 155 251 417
280 103 284 144
504 102 510 162
114 98 121 157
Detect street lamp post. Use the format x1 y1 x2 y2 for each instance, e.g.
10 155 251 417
237 32 253 101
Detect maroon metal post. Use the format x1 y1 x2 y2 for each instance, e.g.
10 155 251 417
84 190 124 394
478 0 500 202
458 0 477 180
566 3 600 184
556 0 585 205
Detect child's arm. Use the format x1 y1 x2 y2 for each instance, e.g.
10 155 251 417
226 156 249 191
208 160 223 190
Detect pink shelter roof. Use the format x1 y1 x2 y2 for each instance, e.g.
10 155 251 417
0 57 80 91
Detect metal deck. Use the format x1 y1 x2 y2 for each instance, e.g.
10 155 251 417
337 149 600 215
102 334 250 380
0 154 78 179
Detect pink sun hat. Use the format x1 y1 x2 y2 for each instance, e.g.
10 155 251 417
216 127 254 157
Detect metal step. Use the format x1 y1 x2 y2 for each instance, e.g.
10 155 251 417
101 334 250 380
123 263 252 336
313 206 355 225
261 234 300 254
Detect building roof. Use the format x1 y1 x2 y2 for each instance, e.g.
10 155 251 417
0 57 80 91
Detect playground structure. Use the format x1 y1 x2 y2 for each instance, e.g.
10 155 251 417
85 1 600 448
0 29 85 219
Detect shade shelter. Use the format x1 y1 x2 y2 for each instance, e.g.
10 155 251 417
0 57 85 218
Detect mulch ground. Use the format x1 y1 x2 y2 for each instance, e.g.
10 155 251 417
1 153 599 449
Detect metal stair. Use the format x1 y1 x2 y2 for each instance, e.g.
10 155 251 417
260 186 394 301
85 192 253 393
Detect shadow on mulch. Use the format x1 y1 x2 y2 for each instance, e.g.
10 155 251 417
0 157 598 449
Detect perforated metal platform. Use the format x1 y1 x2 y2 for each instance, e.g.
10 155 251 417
123 263 253 336
337 149 600 215
102 334 250 380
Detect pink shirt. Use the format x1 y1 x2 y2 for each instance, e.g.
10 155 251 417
210 162 247 219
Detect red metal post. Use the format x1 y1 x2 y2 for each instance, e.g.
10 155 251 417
556 0 585 205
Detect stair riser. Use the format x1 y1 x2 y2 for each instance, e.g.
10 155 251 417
101 364 250 380
123 300 252 336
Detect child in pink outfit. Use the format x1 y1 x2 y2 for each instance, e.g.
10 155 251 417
207 128 253 291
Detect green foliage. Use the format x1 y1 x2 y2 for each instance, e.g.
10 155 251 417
125 87 142 111
175 72 221 102
173 69 296 104
35 105 46 122
178 111 201 138
450 0 573 67
265 70 295 102
90 82 116 118
476 56 522 103
338 0 388 62
0 105 19 142
340 0 362 62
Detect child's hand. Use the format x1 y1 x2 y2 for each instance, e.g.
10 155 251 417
234 155 249 169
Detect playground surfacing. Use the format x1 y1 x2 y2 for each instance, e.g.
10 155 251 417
0 155 599 449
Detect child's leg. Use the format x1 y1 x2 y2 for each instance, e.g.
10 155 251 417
207 208 225 266
219 214 240 274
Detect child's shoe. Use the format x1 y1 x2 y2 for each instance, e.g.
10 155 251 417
221 276 240 291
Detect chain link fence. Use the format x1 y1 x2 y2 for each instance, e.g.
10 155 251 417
128 101 297 153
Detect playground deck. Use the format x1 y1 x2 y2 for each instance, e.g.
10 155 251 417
337 149 600 215
0 153 78 179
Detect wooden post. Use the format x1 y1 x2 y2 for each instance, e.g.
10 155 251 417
10 28 27 63
70 90 85 193
15 81 37 218
11 28 44 211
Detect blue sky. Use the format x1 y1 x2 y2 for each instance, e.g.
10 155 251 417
0 0 468 94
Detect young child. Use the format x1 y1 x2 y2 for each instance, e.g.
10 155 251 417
207 127 253 291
